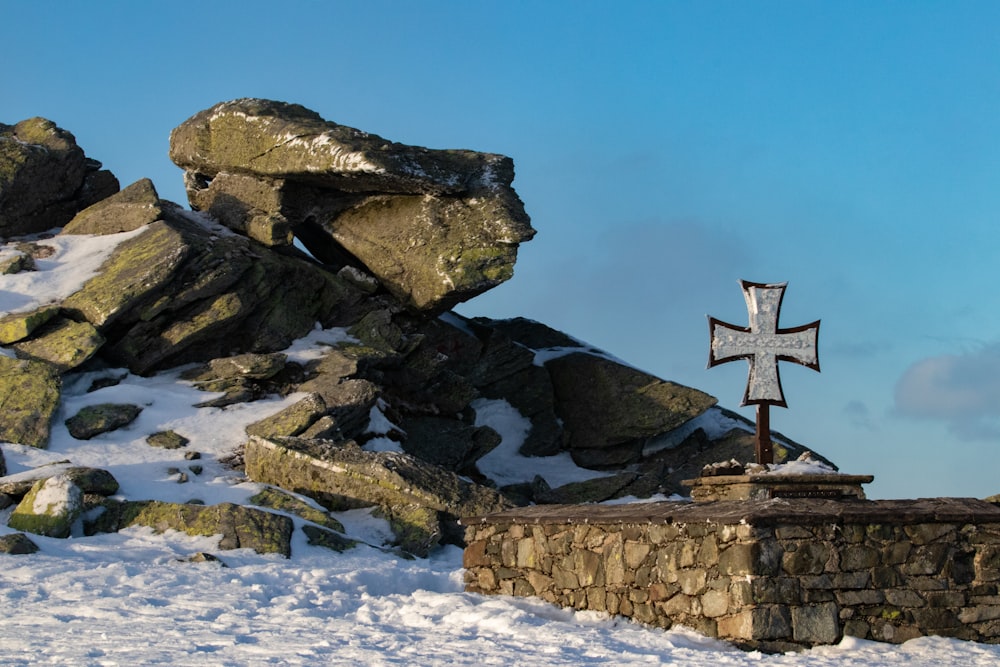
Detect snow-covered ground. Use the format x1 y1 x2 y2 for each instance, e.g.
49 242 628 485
2 231 1000 665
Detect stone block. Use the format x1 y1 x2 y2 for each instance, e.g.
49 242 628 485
792 602 840 645
840 544 880 570
783 541 832 575
701 589 730 618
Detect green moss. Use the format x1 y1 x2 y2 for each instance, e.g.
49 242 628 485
0 306 60 344
249 487 346 533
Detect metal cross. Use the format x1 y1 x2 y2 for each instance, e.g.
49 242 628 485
708 280 820 465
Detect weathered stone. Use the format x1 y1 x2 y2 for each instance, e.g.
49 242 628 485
301 524 358 553
535 472 640 505
168 99 535 313
62 178 167 235
545 352 716 468
0 356 61 447
249 486 345 533
0 465 118 498
376 503 442 556
783 542 832 575
60 212 366 374
0 305 60 344
65 403 142 440
147 430 190 449
245 393 328 439
87 500 293 557
0 532 39 554
792 602 840 644
0 117 118 236
12 317 104 371
180 352 288 390
0 250 33 275
8 474 85 538
399 415 501 474
244 435 512 546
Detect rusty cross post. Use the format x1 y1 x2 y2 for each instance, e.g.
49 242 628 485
708 280 820 465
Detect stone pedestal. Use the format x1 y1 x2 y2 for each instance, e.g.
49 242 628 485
682 473 874 503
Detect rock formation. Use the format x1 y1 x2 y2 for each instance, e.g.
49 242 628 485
0 100 828 556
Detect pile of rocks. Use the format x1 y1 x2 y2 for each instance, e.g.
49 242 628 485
0 99 823 557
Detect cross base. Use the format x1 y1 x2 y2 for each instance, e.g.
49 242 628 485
682 473 875 503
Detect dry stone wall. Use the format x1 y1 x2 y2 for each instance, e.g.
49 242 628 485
463 498 1000 652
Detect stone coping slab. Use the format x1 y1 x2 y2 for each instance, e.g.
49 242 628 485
683 473 875 502
462 497 1000 528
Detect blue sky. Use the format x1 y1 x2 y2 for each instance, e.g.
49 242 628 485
4 1 1000 498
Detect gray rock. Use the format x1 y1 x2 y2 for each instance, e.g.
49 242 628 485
11 316 105 371
8 474 85 538
0 117 119 236
244 435 512 553
0 356 61 448
168 99 535 313
87 500 294 557
62 178 169 235
0 532 39 554
147 430 190 449
0 465 119 498
60 209 369 374
399 415 501 474
545 352 717 468
65 403 143 440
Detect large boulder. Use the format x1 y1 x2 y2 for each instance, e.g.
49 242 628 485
8 474 86 538
0 356 61 447
545 351 718 468
0 117 118 236
168 99 535 312
62 178 169 235
88 500 294 557
58 207 370 374
244 435 512 555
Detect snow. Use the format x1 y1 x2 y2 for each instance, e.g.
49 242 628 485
2 233 1000 664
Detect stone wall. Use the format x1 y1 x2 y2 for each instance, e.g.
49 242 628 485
462 498 1000 652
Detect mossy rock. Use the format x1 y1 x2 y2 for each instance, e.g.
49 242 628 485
301 524 359 553
0 532 40 554
534 472 641 505
88 500 294 557
0 465 118 498
12 317 105 371
0 305 60 345
147 430 189 449
8 474 85 538
375 503 442 557
249 486 346 532
245 393 328 439
62 178 167 235
0 356 61 448
65 403 143 440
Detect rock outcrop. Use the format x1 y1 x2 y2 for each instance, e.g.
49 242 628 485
169 99 535 313
0 100 830 557
1 117 118 237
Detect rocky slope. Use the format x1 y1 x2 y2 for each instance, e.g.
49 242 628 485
0 100 827 557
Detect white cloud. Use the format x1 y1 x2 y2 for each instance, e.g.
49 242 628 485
893 343 1000 440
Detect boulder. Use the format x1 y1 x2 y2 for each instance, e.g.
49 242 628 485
65 403 143 440
545 352 717 468
168 98 535 313
11 316 104 371
0 356 61 448
146 430 189 449
249 486 346 533
0 305 60 344
399 415 501 475
0 465 119 498
87 500 294 557
59 208 369 374
244 435 512 554
0 533 39 554
62 178 169 235
0 117 118 237
8 474 85 538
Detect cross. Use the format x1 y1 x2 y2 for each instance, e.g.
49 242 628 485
708 280 820 465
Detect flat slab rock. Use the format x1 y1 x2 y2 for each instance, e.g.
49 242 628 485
463 497 1000 527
